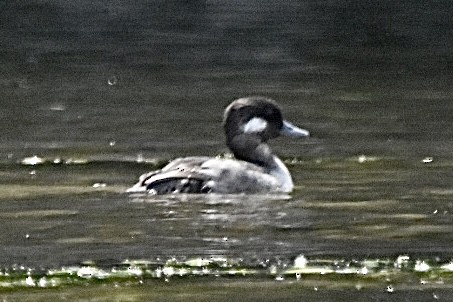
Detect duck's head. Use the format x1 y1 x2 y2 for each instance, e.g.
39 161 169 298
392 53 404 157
223 96 309 166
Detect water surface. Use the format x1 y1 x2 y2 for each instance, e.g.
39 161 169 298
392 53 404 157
1 0 452 300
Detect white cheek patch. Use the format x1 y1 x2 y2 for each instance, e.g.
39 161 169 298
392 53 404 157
242 117 268 133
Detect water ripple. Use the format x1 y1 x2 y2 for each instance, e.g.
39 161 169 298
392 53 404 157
0 255 452 289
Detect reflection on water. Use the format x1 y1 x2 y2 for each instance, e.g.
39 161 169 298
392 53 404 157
0 156 451 266
1 254 453 289
0 152 451 300
0 141 452 301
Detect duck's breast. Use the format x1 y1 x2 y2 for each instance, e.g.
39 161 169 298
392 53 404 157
199 158 281 193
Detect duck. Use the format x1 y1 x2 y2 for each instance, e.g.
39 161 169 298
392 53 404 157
126 96 309 194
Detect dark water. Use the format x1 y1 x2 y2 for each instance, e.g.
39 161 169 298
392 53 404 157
1 0 453 300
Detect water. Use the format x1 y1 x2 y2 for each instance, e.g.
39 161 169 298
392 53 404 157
1 0 453 300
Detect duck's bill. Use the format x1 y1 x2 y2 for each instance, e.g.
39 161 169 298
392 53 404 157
280 121 310 138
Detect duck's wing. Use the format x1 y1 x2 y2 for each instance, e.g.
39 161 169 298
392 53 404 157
127 157 283 194
126 157 212 194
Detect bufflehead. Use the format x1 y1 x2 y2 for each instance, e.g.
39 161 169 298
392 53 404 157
127 96 309 194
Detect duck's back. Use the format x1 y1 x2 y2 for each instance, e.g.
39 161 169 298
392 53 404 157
128 156 282 194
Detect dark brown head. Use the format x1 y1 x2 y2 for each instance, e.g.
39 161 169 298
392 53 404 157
222 96 309 166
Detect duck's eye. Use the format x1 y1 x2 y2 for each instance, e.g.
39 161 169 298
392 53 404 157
242 117 267 133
